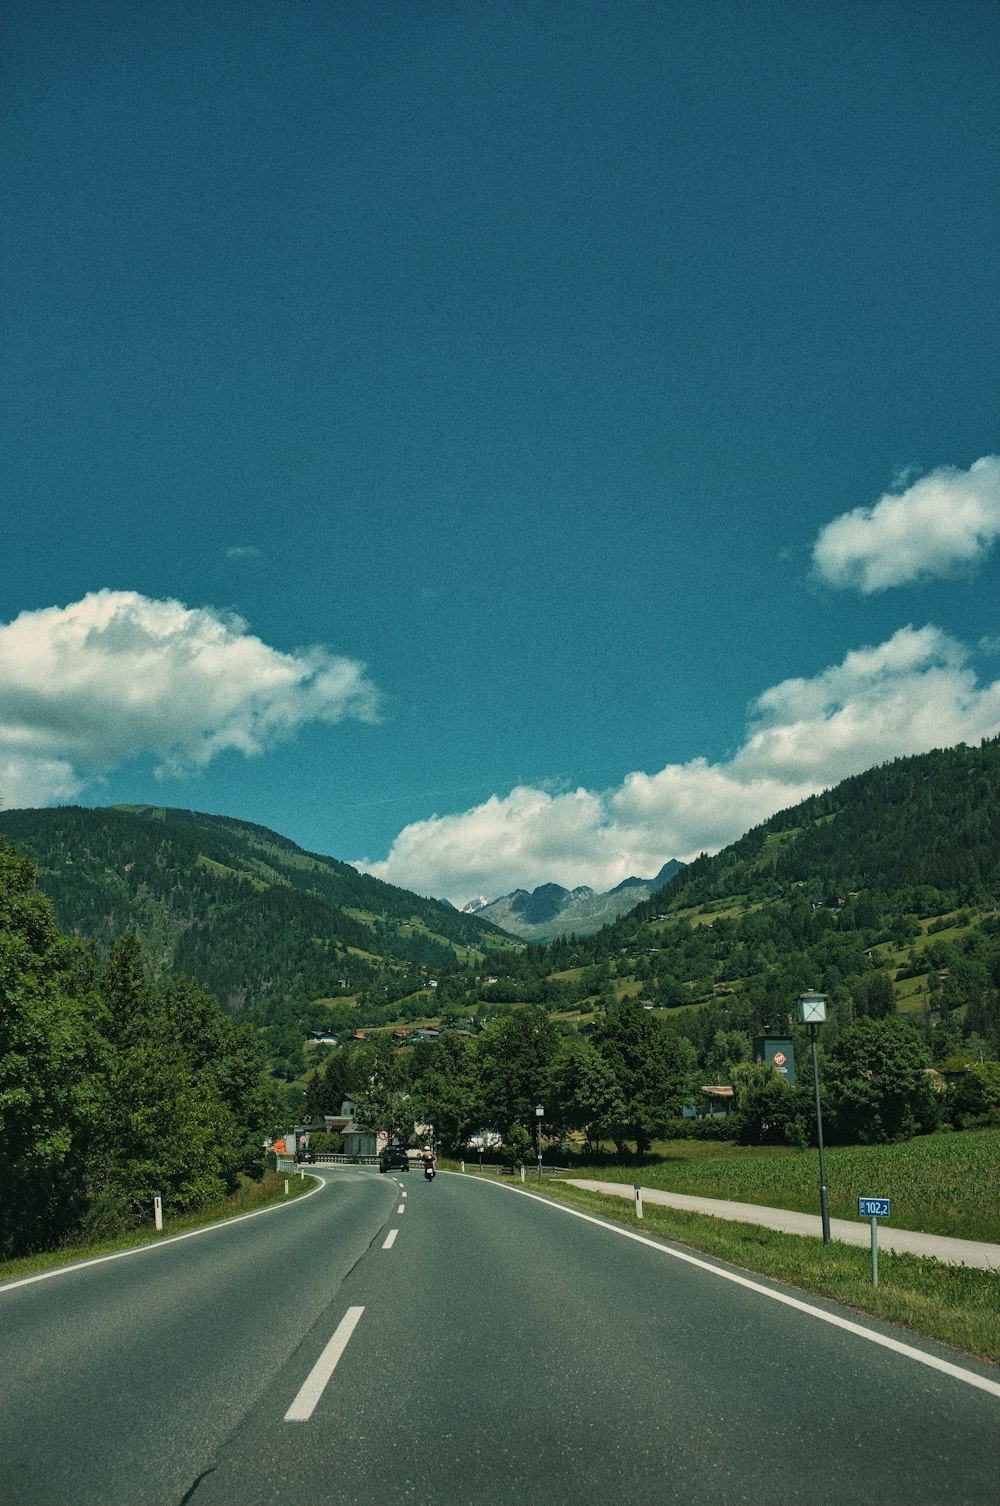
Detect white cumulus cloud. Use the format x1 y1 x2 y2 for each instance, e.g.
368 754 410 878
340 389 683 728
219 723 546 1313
812 455 1000 592
0 590 380 808
358 624 1000 904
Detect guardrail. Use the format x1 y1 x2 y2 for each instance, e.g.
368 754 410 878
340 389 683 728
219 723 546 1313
311 1154 378 1165
276 1154 379 1175
464 1162 570 1178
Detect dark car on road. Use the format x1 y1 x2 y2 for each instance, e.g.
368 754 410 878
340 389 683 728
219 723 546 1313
379 1146 410 1173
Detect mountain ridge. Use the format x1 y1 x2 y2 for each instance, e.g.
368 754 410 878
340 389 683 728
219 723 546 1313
0 803 515 1068
470 861 684 940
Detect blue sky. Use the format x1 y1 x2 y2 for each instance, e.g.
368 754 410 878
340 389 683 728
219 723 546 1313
2 0 998 904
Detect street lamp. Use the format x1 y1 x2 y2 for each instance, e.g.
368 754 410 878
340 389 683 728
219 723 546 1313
535 1104 544 1180
798 991 830 1244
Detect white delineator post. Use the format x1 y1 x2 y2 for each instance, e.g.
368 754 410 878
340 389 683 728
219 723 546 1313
153 1194 163 1232
634 1185 643 1220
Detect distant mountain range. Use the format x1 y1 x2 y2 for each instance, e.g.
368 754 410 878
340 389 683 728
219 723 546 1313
460 861 684 941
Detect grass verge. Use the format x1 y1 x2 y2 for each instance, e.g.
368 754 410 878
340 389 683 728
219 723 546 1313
475 1173 1000 1365
0 1170 316 1286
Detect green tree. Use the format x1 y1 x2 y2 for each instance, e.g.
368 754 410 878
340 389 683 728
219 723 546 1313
351 1036 415 1145
704 1028 752 1079
593 999 693 1155
410 1034 478 1152
825 1016 938 1143
730 1061 812 1147
0 843 104 1254
87 947 278 1225
855 971 897 1020
546 1036 625 1151
504 1123 533 1170
305 1045 359 1121
475 1007 558 1137
947 1060 1000 1127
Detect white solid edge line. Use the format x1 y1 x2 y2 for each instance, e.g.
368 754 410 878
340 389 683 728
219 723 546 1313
474 1178 1000 1401
285 1306 365 1422
383 1229 399 1249
0 1176 327 1295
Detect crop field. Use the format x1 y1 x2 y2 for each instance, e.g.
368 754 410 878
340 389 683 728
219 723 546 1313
584 1129 1000 1243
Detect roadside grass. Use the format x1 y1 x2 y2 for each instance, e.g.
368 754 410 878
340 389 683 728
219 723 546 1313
581 1129 1000 1243
495 1176 1000 1364
0 1170 315 1286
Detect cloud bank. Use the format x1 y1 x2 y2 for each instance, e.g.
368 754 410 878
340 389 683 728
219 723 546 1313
813 455 1000 592
358 625 1000 904
0 591 380 808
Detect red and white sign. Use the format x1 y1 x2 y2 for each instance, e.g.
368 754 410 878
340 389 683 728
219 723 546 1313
773 1051 787 1066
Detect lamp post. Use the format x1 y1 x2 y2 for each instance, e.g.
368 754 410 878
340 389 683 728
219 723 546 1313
535 1104 544 1180
797 991 830 1244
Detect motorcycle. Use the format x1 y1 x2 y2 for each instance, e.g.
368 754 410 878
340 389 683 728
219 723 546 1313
423 1162 436 1181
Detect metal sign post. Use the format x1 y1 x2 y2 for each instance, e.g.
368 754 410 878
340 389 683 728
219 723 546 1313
858 1198 890 1285
797 993 830 1244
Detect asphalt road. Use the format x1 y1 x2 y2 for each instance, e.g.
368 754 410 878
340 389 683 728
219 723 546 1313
1 1169 997 1506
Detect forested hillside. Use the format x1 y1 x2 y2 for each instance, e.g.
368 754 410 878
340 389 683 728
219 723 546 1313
0 804 513 1072
524 739 1000 1078
642 740 1000 913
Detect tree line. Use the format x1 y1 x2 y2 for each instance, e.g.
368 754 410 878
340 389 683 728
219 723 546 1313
304 999 993 1162
0 841 277 1259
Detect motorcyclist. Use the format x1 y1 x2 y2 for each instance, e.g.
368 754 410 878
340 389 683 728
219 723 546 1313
421 1147 436 1177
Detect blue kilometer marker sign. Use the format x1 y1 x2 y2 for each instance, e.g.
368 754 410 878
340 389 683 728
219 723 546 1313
858 1198 890 1218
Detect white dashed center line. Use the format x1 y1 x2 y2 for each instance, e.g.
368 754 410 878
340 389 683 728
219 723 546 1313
284 1307 365 1422
383 1229 399 1249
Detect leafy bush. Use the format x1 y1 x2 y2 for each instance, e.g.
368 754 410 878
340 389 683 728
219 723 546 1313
730 1061 814 1147
665 1116 735 1141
